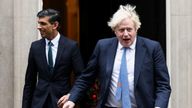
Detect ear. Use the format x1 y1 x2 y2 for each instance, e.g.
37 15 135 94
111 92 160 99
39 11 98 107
52 21 59 30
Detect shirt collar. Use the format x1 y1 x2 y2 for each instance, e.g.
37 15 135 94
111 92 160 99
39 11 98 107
45 33 61 46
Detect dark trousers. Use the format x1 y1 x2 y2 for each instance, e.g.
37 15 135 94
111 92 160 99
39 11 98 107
43 94 54 108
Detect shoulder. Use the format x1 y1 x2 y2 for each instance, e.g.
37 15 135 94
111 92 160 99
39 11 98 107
60 35 78 46
137 36 160 48
97 37 117 46
31 38 44 47
137 36 164 56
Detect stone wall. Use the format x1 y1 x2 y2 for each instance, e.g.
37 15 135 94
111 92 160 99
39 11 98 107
0 0 41 108
167 0 192 107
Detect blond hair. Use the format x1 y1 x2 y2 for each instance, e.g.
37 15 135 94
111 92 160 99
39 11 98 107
108 4 141 31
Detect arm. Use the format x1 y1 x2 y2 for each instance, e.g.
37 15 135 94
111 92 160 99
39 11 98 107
57 53 97 108
22 44 37 108
153 43 171 108
68 41 101 104
57 41 85 108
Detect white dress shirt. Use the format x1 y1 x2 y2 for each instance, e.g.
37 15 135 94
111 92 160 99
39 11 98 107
105 38 137 108
45 33 60 67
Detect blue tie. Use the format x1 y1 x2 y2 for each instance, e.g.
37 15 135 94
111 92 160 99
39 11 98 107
116 48 131 108
48 41 53 69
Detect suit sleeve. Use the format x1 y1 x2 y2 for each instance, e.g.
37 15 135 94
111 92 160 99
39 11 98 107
71 42 84 79
68 41 100 103
22 43 37 108
153 43 171 108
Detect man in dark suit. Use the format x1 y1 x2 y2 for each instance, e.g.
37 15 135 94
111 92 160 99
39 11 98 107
59 4 171 108
22 9 84 108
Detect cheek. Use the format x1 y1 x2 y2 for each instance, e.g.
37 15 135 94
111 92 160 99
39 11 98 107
39 27 47 32
115 31 122 37
116 35 123 40
129 31 137 37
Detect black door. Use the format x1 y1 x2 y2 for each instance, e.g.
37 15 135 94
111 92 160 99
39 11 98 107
79 0 166 63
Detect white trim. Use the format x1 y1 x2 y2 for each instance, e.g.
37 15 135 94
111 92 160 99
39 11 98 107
38 0 43 39
166 0 171 108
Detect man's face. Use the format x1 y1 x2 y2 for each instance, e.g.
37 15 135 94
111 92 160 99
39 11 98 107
114 18 137 48
37 16 55 39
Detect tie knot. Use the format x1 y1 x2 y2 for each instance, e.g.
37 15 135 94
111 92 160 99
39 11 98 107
122 47 128 52
48 41 53 46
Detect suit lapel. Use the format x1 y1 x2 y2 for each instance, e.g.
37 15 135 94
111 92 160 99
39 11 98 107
39 39 49 70
134 37 146 87
99 38 118 101
106 38 118 80
54 36 65 69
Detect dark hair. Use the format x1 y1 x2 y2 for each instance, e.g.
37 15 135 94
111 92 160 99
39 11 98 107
37 9 61 29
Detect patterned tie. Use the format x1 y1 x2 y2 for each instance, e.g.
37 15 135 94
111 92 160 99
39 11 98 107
115 48 131 108
48 41 53 69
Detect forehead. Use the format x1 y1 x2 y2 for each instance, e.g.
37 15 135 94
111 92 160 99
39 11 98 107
117 18 135 28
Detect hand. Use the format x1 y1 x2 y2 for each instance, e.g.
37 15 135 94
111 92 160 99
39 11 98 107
57 94 70 108
63 101 75 108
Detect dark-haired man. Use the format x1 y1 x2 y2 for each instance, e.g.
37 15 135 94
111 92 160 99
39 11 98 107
22 9 84 108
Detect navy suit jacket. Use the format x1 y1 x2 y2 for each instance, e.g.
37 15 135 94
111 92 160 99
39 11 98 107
69 36 171 108
22 35 84 108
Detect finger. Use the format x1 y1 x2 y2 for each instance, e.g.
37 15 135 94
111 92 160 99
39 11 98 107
62 97 68 103
57 97 63 105
58 99 65 107
58 102 63 108
58 96 66 105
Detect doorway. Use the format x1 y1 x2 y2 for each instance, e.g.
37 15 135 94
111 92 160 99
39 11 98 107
79 0 166 62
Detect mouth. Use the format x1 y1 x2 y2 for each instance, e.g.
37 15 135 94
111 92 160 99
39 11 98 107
123 38 130 42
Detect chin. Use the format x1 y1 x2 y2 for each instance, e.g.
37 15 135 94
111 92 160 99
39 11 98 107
123 43 130 47
41 35 46 38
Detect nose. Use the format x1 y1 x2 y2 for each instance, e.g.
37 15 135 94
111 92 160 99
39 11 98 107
37 24 41 29
123 29 129 36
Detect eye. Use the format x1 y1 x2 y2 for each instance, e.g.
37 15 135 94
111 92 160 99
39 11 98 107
118 28 125 32
38 22 47 26
126 28 132 32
